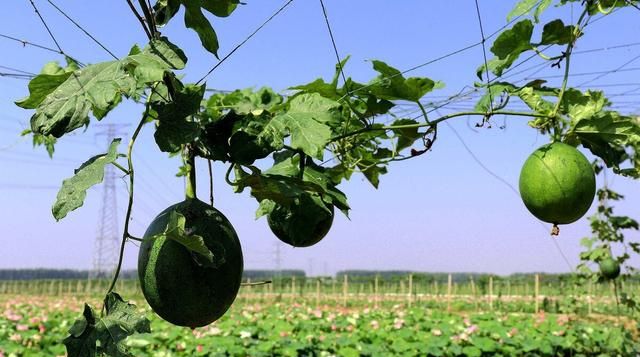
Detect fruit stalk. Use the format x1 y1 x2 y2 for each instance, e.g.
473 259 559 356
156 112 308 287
184 144 197 200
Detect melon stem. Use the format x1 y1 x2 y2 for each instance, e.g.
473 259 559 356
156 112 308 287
551 224 560 236
184 145 197 200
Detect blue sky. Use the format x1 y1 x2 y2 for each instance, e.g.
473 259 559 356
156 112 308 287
0 0 638 275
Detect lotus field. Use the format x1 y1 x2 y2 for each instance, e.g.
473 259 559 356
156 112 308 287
1 284 639 357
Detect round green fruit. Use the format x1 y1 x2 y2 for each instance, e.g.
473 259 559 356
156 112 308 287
267 195 334 247
138 198 243 328
599 257 620 280
519 142 596 225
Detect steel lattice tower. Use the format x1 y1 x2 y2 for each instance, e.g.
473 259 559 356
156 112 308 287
90 124 127 279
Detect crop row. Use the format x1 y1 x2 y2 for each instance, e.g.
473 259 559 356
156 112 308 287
1 294 638 356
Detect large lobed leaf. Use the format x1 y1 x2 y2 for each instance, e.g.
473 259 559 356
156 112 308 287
271 93 341 159
17 38 187 139
63 292 150 357
52 139 121 221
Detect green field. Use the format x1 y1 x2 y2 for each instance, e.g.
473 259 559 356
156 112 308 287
1 277 639 356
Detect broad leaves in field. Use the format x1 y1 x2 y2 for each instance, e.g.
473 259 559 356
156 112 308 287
153 0 241 57
52 139 121 221
150 210 220 267
18 37 187 138
63 292 150 357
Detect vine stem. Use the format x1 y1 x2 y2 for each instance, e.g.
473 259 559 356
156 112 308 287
137 0 158 39
104 99 152 302
329 110 547 143
207 159 214 206
416 101 430 124
550 7 589 140
125 0 152 40
111 161 130 175
184 144 197 200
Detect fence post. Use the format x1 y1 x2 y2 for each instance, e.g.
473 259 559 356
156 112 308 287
342 275 348 308
469 276 478 311
374 275 379 309
535 274 540 313
408 274 413 307
489 276 494 311
447 274 452 312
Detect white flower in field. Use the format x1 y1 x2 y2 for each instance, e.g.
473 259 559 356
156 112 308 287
370 320 380 329
208 326 222 335
240 330 252 339
9 334 21 342
432 329 442 336
393 318 404 329
16 324 28 331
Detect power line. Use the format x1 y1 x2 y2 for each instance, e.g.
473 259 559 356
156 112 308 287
196 0 295 85
0 32 63 54
26 0 82 66
440 118 575 272
45 0 119 60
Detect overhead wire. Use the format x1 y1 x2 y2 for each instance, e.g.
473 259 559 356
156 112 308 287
45 0 119 60
196 0 296 85
26 0 83 65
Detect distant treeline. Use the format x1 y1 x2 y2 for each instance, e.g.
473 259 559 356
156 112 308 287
335 270 640 284
0 269 305 281
2 269 638 283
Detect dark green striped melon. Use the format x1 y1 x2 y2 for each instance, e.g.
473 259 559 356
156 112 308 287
267 194 334 247
599 257 621 280
138 198 243 328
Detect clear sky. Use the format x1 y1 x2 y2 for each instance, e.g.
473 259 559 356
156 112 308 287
0 0 638 275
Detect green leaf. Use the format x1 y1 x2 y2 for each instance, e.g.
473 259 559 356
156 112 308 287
183 0 221 57
151 210 221 267
562 89 609 124
52 139 121 221
265 155 350 212
391 119 422 152
24 61 136 137
572 112 640 145
481 20 534 77
517 86 554 115
290 56 351 100
63 292 151 357
228 113 286 165
368 60 442 102
15 61 76 109
202 0 241 17
153 83 205 152
474 82 517 112
212 87 284 115
507 0 552 22
124 37 187 83
155 0 240 56
540 19 574 45
272 93 340 159
569 112 640 173
154 0 181 25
